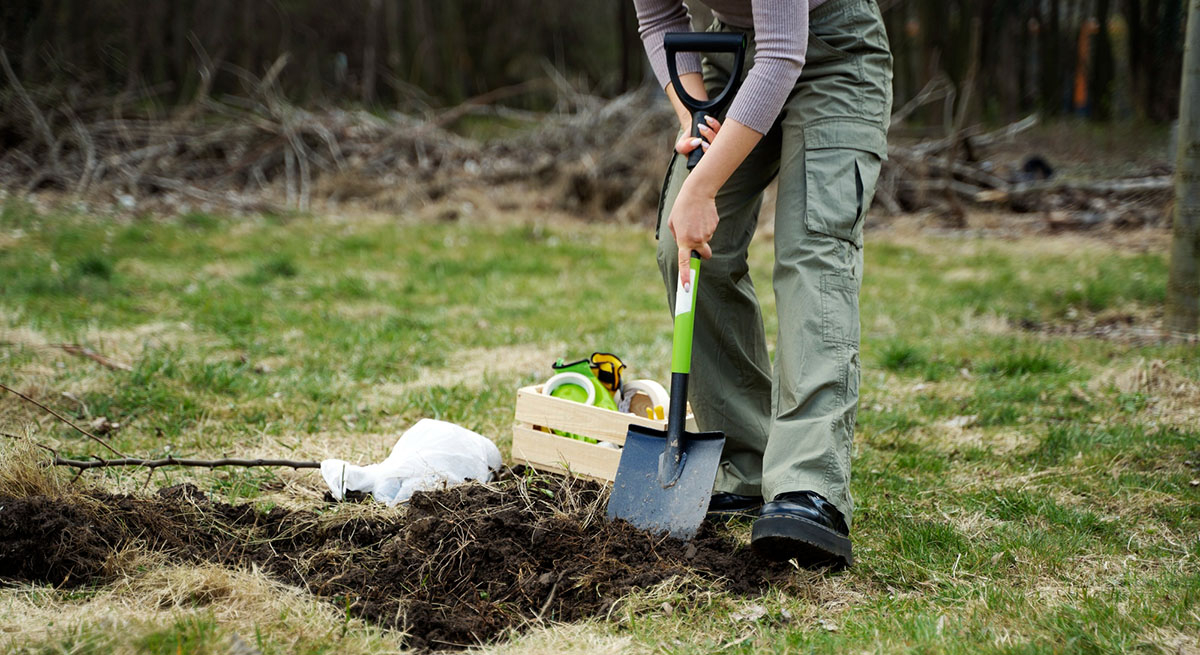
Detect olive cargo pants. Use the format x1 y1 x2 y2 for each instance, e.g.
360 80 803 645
656 0 892 528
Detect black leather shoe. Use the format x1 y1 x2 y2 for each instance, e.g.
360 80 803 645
707 492 763 520
751 491 852 568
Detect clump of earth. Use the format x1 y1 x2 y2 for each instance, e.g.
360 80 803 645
0 470 786 651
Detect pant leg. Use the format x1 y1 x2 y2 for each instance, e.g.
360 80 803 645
656 27 781 498
761 0 893 527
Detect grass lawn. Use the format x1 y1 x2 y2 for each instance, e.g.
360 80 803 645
1 200 1197 654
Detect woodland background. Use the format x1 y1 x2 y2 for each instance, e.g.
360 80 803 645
0 0 1187 124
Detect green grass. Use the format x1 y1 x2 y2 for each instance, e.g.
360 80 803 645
1 201 1197 654
136 615 222 654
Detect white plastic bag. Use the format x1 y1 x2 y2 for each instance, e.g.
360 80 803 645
320 418 502 505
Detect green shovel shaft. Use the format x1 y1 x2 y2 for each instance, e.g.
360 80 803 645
660 252 700 488
671 254 700 374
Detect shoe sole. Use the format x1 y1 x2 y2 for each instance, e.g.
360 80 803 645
751 514 853 568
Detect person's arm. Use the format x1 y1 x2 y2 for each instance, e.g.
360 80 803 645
666 72 708 135
632 0 707 135
668 0 809 287
669 117 762 288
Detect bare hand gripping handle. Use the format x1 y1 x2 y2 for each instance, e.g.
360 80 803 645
664 32 747 170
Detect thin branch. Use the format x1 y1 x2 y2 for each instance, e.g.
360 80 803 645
0 382 125 458
890 73 954 128
2 430 64 457
0 49 60 171
941 16 982 226
1 431 318 473
55 344 133 372
431 79 550 128
51 455 319 470
64 105 98 193
535 579 559 622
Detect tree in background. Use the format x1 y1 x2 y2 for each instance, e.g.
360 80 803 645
0 0 643 112
1125 0 1186 121
0 1 1191 125
1166 0 1200 335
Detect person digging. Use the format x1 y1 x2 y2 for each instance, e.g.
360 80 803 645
631 0 892 567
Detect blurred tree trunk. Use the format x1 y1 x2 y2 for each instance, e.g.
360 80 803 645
1090 0 1116 120
362 0 380 104
1166 0 1200 333
619 0 630 92
1159 0 1186 120
1125 0 1148 116
1125 0 1187 120
1041 0 1065 115
919 0 949 127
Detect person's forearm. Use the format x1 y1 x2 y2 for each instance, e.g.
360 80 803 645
665 73 708 132
682 118 762 198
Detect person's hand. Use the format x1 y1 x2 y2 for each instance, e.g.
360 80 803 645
667 181 718 290
674 115 722 156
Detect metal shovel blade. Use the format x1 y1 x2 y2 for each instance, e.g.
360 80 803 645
606 424 725 540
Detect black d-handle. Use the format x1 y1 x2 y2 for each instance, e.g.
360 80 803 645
664 32 747 170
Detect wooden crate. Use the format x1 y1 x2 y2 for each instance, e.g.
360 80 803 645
511 384 695 483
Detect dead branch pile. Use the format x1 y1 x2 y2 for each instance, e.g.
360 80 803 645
0 48 1174 230
879 115 1173 229
0 51 676 222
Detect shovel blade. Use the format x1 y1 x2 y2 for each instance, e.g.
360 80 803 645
606 424 725 540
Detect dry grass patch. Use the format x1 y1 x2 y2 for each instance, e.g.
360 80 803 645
371 341 565 396
198 260 247 280
1091 358 1200 429
923 423 1035 456
933 507 1005 541
114 258 191 286
0 231 24 250
878 215 1171 255
1 317 200 372
484 622 636 655
1142 627 1200 655
958 309 1017 336
330 300 399 320
0 562 406 653
0 434 73 500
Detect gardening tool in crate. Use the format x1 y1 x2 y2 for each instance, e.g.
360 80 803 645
606 251 725 540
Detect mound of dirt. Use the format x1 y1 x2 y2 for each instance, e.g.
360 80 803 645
0 494 117 586
0 471 786 651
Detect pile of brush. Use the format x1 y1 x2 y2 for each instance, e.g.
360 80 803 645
0 47 1175 231
877 116 1172 229
0 50 676 224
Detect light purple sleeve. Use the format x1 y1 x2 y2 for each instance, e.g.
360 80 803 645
726 0 808 134
632 0 810 135
633 0 701 92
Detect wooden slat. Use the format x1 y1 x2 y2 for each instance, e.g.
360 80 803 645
511 425 621 482
513 385 696 446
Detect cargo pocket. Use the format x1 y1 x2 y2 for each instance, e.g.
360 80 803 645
821 273 860 346
806 32 852 64
803 120 886 248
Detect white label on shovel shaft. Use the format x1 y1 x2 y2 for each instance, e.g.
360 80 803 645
674 268 695 317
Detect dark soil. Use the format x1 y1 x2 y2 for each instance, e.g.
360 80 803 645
0 471 786 651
